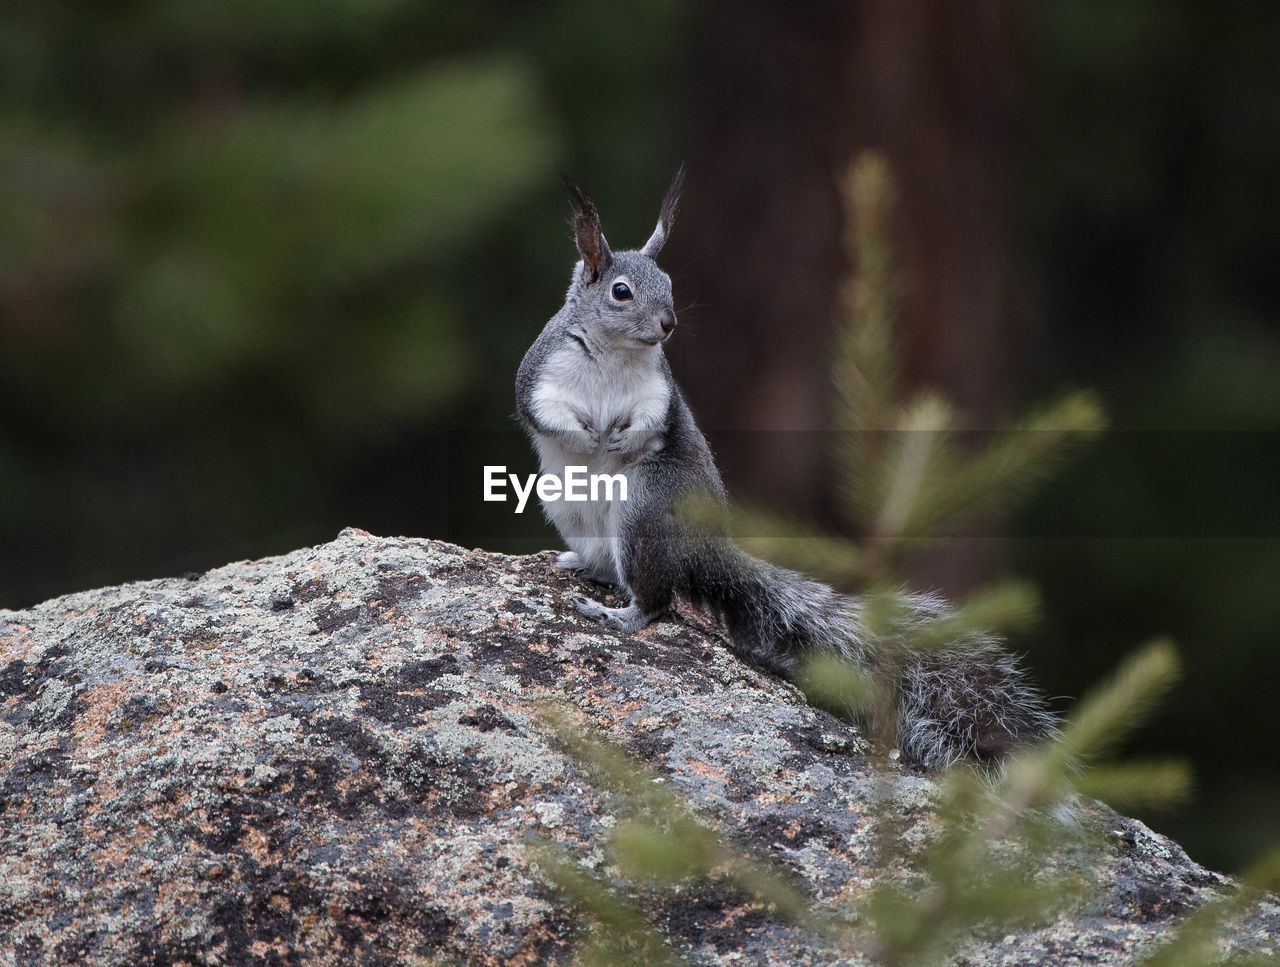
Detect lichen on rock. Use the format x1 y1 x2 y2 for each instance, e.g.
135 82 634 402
0 529 1275 965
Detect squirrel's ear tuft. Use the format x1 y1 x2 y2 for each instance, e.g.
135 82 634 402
563 177 612 284
640 163 686 258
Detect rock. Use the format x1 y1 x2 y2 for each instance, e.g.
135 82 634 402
0 529 1275 965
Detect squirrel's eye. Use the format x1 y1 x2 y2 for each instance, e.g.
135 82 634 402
611 281 633 301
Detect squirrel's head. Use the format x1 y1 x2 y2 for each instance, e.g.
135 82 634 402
563 167 685 349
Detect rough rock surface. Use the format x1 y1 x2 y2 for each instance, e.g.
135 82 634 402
0 529 1275 966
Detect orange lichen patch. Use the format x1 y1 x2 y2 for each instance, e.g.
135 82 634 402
686 759 728 782
248 940 273 960
1 626 38 660
267 892 292 914
240 825 273 862
70 680 141 747
586 697 649 721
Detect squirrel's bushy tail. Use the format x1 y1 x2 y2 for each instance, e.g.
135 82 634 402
686 544 1057 769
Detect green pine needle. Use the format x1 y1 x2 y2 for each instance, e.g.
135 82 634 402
1071 760 1194 812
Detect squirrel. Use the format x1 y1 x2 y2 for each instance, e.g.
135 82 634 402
515 171 1057 769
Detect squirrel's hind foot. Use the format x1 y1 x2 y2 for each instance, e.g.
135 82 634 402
572 596 660 634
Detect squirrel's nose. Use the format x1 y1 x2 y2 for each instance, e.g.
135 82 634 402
659 309 677 336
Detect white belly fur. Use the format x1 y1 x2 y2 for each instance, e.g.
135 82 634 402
535 436 628 582
529 344 669 584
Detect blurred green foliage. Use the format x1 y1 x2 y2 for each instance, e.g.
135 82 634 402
1017 2 1280 874
0 0 688 601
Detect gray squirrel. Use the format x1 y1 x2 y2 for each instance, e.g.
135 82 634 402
515 171 1056 769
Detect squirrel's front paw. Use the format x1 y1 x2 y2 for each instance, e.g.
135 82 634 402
564 421 602 453
555 412 601 453
604 420 631 453
606 419 658 455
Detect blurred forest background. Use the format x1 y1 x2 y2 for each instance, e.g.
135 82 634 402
2 2 1276 874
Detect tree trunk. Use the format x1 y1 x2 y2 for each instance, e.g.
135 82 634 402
674 0 1024 593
